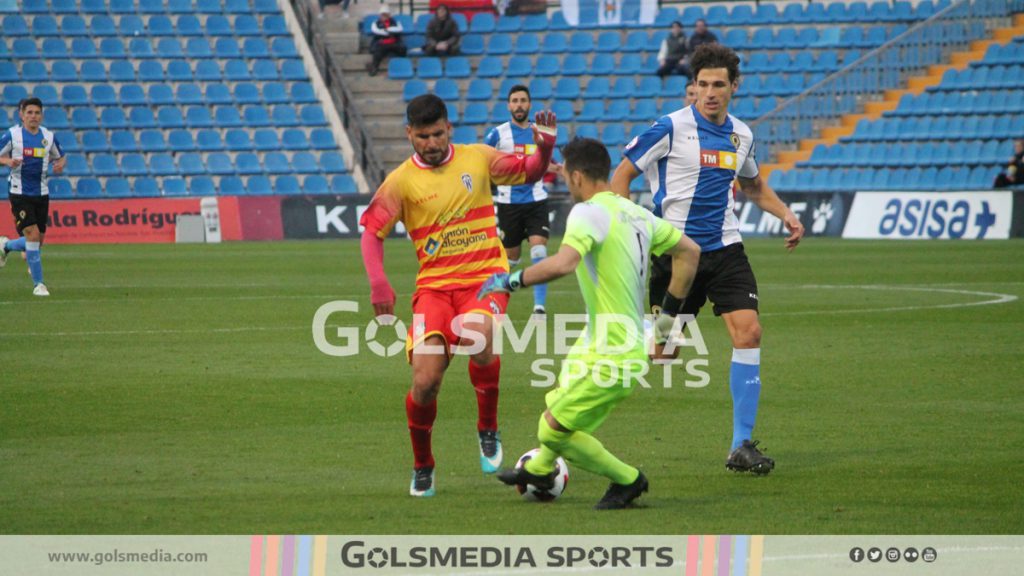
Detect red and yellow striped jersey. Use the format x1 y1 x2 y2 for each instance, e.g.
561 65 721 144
361 144 536 291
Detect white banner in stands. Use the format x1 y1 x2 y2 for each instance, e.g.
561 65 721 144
842 191 1013 240
561 0 657 26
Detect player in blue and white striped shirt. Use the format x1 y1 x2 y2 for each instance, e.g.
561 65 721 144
611 44 804 475
0 97 66 296
484 84 555 315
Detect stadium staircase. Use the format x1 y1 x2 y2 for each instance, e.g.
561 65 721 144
766 11 1024 191
0 0 363 200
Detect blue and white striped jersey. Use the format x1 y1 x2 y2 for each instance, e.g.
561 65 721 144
0 125 64 197
484 122 548 204
624 105 758 252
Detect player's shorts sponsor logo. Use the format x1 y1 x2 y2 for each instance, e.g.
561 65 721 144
699 149 737 170
460 173 473 194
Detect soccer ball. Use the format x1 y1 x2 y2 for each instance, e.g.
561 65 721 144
514 448 569 502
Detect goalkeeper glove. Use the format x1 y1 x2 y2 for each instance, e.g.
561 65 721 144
477 270 525 299
653 292 685 345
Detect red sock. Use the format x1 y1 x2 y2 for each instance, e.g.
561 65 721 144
469 357 500 432
405 393 437 469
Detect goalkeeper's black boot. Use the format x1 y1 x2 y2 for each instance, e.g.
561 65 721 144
594 471 649 510
496 466 556 491
726 440 775 475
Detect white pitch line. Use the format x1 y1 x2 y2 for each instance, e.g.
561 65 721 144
0 285 1017 338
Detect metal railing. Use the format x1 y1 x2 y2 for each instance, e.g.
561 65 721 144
751 0 1019 164
290 0 389 189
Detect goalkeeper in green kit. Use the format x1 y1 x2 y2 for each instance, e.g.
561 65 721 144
478 138 701 509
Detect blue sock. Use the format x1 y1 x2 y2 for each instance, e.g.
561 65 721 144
730 348 761 451
26 241 43 285
5 236 26 252
530 244 548 309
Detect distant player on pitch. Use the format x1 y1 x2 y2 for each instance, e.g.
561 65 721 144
360 94 556 497
0 97 66 296
484 84 555 315
480 138 700 509
611 44 805 474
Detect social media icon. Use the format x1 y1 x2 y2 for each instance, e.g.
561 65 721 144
849 547 865 563
922 547 937 563
904 547 919 562
886 548 901 562
868 548 882 563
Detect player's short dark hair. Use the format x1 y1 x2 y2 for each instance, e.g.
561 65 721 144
561 137 610 183
507 84 530 101
406 94 447 127
691 43 741 84
18 97 43 111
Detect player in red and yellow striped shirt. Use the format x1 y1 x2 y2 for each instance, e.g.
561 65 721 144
360 94 556 496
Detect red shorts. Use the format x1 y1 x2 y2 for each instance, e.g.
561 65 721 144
405 285 508 361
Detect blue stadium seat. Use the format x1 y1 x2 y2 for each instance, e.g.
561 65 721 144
100 108 128 130
310 129 336 150
108 61 135 82
568 32 594 53
403 79 428 102
49 61 78 82
71 108 99 129
527 78 553 101
555 54 584 76
230 83 260 105
234 15 261 36
314 152 345 174
281 60 306 81
471 13 496 33
461 35 484 55
139 61 165 81
224 59 253 81
186 38 213 59
596 32 621 53
190 177 216 196
262 15 288 35
13 39 38 59
541 33 568 54
61 15 88 36
487 34 513 55
279 82 309 105
105 178 133 198
177 153 205 176
601 100 628 122
82 130 110 153
121 154 149 176
417 57 442 79
243 176 270 195
496 15 522 33
301 105 327 126
43 108 69 130
328 174 357 194
196 130 224 151
282 129 310 149
157 38 184 59
466 79 493 101
303 175 329 195
33 16 59 36
462 102 488 124
236 153 262 175
183 106 214 128
253 129 279 150
136 130 167 153
243 106 273 127
554 78 580 99
577 101 604 122
515 33 540 55
752 4 779 24
91 154 118 177
243 38 270 59
76 178 104 199
217 176 245 195
130 38 156 59
145 84 174 106
21 61 47 82
65 156 90 176
445 56 471 79
634 77 661 99
272 175 300 195
264 152 290 174
2 16 29 36
206 153 234 175
292 151 319 174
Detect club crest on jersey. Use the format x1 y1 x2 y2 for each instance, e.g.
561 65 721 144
730 133 740 149
625 136 639 150
460 173 473 193
700 149 737 170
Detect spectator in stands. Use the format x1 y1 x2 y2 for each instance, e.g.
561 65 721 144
685 81 697 106
993 139 1024 188
656 21 690 79
688 19 718 53
424 5 461 56
366 5 407 76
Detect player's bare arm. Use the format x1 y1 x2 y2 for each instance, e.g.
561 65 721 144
738 174 804 251
610 159 638 199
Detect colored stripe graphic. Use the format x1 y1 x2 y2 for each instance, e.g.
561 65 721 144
702 536 716 576
249 536 263 576
718 535 731 576
686 535 699 576
749 535 765 576
265 535 280 576
282 535 295 576
732 536 749 576
296 536 312 576
313 536 328 576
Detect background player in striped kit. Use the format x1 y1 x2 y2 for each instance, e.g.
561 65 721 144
0 97 66 297
484 85 556 315
611 44 804 475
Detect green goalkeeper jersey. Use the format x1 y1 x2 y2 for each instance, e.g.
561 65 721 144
560 191 683 363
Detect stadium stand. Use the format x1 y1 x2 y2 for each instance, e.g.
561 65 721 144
1 2 355 198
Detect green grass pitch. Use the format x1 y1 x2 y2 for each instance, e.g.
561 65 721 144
1 238 1022 534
